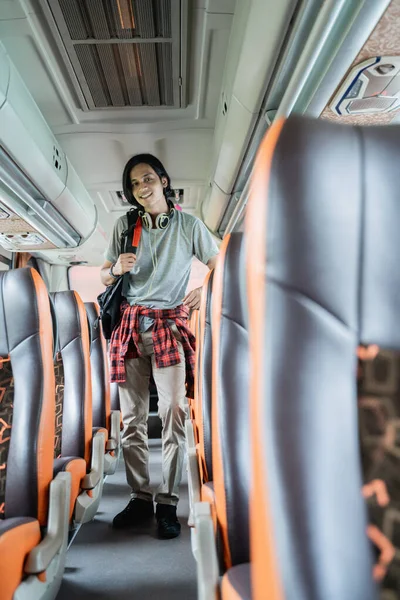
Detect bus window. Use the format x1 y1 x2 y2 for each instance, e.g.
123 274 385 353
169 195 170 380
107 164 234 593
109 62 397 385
69 265 104 302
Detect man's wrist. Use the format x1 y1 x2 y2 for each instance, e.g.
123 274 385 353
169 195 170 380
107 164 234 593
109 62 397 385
109 263 121 279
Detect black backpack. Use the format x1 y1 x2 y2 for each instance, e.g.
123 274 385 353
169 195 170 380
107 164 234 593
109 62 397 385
97 209 138 339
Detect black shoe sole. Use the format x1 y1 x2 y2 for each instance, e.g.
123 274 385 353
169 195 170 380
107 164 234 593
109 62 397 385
157 529 181 539
112 515 154 529
157 529 181 540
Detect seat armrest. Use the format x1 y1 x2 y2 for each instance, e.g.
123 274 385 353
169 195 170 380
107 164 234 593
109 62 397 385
106 438 117 451
81 430 106 490
186 418 196 451
194 502 219 600
185 419 201 513
53 456 85 477
24 472 71 574
109 409 121 449
92 427 108 445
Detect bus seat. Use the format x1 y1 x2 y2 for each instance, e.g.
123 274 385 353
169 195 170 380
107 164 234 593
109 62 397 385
189 308 200 336
188 308 200 420
212 232 250 599
110 382 120 411
358 350 400 591
197 269 215 485
194 232 251 600
49 295 86 526
51 291 105 524
110 380 123 430
85 302 121 475
200 481 217 531
0 268 70 600
186 270 214 528
191 308 199 423
245 115 393 599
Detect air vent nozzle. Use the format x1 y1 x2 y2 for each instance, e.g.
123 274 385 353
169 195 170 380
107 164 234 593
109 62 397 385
331 56 400 116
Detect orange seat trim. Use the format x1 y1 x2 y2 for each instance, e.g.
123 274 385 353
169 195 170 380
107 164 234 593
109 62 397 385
246 119 286 600
0 519 41 600
31 269 56 526
211 233 232 569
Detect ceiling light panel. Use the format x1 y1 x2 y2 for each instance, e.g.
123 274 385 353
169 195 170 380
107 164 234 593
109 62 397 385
40 0 185 109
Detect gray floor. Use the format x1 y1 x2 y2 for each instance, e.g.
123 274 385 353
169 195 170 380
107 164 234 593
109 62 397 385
56 440 197 599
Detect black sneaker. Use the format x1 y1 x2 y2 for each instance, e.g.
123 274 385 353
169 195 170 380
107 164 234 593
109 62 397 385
156 503 181 539
112 498 154 529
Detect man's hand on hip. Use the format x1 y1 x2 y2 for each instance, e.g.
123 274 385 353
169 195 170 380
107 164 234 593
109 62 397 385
183 287 201 310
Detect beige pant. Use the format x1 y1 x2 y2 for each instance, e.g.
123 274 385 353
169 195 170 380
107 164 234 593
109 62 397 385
118 325 186 506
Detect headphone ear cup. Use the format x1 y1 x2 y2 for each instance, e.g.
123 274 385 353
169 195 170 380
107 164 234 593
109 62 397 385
141 212 152 230
156 213 170 229
141 210 174 230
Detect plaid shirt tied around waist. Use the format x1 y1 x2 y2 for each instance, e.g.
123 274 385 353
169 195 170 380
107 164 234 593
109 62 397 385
109 302 196 399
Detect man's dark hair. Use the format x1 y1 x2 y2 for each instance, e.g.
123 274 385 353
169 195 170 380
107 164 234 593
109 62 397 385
122 153 174 209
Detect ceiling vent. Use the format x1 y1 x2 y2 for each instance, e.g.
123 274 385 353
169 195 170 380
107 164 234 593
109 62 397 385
330 56 400 116
0 232 47 251
40 0 187 109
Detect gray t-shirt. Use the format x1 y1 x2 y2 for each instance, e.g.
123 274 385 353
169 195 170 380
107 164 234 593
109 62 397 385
105 211 218 328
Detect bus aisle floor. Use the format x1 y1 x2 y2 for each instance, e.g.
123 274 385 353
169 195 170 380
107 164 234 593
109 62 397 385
56 439 197 600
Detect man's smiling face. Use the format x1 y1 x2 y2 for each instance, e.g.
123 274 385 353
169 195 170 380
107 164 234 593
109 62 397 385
130 163 168 213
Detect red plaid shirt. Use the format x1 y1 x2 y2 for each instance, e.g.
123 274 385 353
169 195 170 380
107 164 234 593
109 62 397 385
109 302 196 399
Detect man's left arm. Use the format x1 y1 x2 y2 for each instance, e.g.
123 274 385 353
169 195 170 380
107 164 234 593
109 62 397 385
206 254 218 271
183 218 220 310
182 254 219 310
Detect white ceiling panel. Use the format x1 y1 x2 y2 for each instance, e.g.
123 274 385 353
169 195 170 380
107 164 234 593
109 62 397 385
0 0 241 264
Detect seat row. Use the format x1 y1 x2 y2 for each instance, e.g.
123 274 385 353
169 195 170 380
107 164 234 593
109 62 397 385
0 269 120 600
186 115 400 600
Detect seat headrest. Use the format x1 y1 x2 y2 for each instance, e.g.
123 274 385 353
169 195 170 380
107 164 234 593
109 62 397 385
0 268 49 357
220 232 245 327
205 269 214 317
48 293 59 360
255 115 400 348
84 302 100 346
51 291 88 351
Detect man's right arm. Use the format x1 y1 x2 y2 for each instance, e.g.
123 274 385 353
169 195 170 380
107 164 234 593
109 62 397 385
101 216 137 286
100 259 118 287
100 254 137 286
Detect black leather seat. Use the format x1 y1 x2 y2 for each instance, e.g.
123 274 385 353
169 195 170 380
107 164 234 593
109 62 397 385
358 347 400 591
211 232 251 599
189 308 200 423
245 115 392 600
110 381 120 411
193 233 251 600
85 302 121 475
190 308 200 336
186 271 215 531
52 291 105 524
197 270 215 487
0 268 70 600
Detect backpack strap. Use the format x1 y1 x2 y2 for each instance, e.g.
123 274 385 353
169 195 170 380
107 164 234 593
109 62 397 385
120 209 139 254
126 214 142 256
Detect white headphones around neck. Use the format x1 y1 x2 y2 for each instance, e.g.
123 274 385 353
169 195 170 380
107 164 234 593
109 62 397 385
139 199 175 230
140 210 174 230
